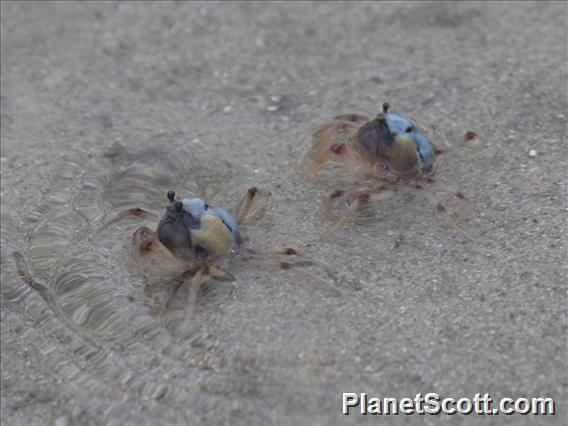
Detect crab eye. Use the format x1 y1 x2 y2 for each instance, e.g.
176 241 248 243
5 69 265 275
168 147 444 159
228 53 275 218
405 126 413 133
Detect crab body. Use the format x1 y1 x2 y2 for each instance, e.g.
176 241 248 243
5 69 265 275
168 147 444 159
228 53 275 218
338 104 436 182
154 191 242 264
180 197 244 257
103 186 317 320
304 103 484 237
381 110 435 172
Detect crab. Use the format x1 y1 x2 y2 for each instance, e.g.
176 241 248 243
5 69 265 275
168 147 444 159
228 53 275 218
302 102 486 238
102 187 328 320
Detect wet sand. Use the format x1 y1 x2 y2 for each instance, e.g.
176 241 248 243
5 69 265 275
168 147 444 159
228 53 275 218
1 2 566 425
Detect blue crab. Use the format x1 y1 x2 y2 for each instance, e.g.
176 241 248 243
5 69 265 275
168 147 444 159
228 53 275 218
103 187 330 319
303 103 485 238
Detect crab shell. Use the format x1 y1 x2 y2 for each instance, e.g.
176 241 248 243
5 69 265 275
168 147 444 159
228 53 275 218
153 196 241 262
352 111 435 181
180 197 242 261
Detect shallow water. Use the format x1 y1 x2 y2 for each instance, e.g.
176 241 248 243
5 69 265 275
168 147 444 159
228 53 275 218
0 136 346 424
1 2 566 425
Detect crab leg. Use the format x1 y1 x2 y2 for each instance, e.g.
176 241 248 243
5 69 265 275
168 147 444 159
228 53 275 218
243 253 343 295
427 180 466 223
235 186 272 225
185 267 208 321
183 264 235 321
303 120 363 178
403 185 473 240
436 130 487 155
242 247 302 257
322 186 388 221
324 189 394 236
100 207 160 231
184 265 233 320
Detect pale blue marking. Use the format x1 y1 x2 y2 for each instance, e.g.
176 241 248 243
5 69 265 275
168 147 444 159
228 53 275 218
181 197 243 245
385 112 435 171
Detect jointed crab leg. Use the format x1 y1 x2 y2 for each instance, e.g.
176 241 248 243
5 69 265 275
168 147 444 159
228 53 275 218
322 186 388 221
238 246 308 269
435 130 487 155
100 207 160 231
304 120 368 179
323 182 472 239
185 267 208 321
401 185 473 240
245 257 316 271
242 251 343 295
242 246 302 256
184 264 235 321
235 186 272 225
427 180 466 224
324 189 395 236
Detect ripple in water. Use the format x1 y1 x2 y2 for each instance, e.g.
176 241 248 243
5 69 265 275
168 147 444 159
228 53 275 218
1 140 347 424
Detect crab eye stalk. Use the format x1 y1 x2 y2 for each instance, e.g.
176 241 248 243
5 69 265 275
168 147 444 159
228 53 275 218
382 102 390 113
167 190 176 202
174 201 183 212
405 126 413 133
